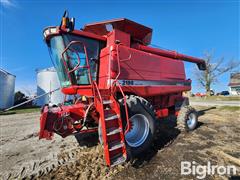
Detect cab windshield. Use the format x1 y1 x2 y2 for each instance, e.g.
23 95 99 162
48 34 104 87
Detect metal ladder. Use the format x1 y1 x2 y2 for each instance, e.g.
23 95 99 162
92 43 131 166
93 83 127 166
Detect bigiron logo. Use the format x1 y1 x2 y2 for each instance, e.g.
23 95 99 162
181 161 237 179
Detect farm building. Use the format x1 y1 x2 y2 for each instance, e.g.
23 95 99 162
228 72 240 95
36 67 64 106
0 68 16 109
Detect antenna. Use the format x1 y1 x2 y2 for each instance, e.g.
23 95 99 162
49 80 52 104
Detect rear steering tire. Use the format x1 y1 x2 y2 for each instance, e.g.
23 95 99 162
177 105 198 132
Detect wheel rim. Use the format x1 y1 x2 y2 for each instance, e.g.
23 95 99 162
186 113 197 129
125 114 150 147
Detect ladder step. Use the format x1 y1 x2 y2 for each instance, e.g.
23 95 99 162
107 128 121 136
105 114 119 121
111 154 126 167
109 141 124 151
99 91 111 97
103 100 113 105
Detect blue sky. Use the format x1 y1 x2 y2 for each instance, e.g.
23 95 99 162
0 0 239 94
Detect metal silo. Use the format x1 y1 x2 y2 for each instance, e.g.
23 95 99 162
36 67 64 106
0 68 16 110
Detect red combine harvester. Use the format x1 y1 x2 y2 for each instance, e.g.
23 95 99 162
39 12 206 166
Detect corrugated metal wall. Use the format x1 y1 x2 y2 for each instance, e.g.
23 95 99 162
0 69 15 109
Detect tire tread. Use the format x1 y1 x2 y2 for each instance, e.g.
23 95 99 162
177 105 197 132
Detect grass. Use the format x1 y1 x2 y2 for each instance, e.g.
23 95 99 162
0 107 40 116
218 106 240 112
190 96 240 101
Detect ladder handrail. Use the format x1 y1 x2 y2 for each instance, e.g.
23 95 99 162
113 43 132 83
112 81 130 134
111 43 131 134
92 80 103 104
61 40 93 85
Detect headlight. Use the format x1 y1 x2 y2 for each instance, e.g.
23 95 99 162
43 27 58 38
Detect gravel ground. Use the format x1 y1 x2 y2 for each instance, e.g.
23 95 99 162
0 106 240 179
0 112 79 179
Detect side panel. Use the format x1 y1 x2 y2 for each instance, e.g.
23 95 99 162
114 45 186 81
107 30 130 47
110 45 190 97
98 47 111 89
120 83 191 97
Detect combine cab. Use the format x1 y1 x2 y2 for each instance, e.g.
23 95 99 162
39 12 206 166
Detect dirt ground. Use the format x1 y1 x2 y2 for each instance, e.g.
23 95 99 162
0 106 239 180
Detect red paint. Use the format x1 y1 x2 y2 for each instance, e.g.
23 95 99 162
83 18 152 45
39 106 54 140
175 111 180 117
40 17 206 166
134 44 206 69
156 108 169 118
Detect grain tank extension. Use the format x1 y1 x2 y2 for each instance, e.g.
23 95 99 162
39 12 206 166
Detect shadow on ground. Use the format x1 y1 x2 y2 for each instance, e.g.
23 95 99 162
74 132 99 147
74 107 216 168
130 107 216 168
130 116 180 168
198 106 216 116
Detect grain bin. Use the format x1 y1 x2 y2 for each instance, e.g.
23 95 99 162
36 67 64 106
0 68 16 109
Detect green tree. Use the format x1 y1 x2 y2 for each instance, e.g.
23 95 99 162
14 91 27 105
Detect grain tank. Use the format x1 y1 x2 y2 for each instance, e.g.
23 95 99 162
0 68 15 109
36 67 64 106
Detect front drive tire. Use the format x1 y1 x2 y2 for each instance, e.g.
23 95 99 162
177 106 198 132
120 95 156 157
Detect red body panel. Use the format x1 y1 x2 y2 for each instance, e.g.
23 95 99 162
97 43 190 97
116 45 186 80
61 85 94 96
121 85 191 97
